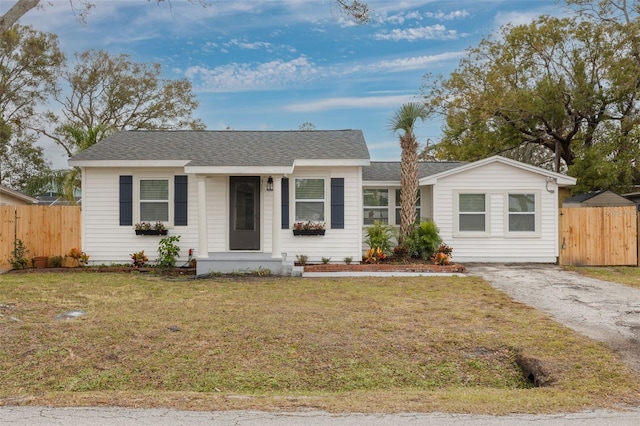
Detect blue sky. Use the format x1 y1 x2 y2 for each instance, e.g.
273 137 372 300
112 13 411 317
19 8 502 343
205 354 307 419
17 0 564 169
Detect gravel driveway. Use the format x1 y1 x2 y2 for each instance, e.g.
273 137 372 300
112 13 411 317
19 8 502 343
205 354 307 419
466 263 640 372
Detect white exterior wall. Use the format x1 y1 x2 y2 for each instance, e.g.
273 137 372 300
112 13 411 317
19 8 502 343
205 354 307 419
83 166 364 265
82 167 199 265
280 166 363 263
205 176 227 253
432 162 559 263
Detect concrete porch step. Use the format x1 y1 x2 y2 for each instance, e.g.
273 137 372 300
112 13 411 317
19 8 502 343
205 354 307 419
196 252 295 276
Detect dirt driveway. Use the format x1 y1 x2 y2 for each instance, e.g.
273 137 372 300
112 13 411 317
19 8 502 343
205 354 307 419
466 263 640 372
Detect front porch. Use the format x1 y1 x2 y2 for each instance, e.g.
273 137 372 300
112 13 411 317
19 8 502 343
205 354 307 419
196 252 299 276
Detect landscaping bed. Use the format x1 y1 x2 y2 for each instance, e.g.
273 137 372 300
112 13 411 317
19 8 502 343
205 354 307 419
303 262 465 273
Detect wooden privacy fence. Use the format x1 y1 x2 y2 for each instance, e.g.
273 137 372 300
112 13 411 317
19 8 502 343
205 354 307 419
559 206 638 266
0 205 81 270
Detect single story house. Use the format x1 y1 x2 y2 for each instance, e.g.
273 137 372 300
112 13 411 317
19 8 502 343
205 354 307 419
0 184 37 205
69 130 576 274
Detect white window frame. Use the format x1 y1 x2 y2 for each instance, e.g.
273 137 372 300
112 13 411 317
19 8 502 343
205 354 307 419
136 177 173 226
394 188 421 226
505 191 541 237
363 188 390 225
454 191 490 237
294 177 326 223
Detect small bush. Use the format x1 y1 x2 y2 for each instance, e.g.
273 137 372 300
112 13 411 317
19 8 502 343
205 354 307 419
392 244 410 261
344 256 353 264
49 255 63 268
405 220 442 260
157 235 180 268
431 243 453 265
364 247 387 264
322 257 331 264
131 250 148 268
9 239 29 270
296 254 308 265
364 221 394 254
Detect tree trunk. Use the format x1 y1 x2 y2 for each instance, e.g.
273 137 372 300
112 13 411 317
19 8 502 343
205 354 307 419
399 133 419 244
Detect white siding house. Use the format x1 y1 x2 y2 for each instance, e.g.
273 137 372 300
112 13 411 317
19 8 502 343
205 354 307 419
70 130 370 275
422 156 576 263
71 131 576 274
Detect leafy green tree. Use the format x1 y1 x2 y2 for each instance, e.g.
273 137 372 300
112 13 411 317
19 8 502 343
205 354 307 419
0 25 64 189
43 50 205 157
422 11 640 192
389 102 427 243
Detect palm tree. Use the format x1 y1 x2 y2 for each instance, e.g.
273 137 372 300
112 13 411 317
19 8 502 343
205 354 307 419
26 124 111 204
389 102 427 244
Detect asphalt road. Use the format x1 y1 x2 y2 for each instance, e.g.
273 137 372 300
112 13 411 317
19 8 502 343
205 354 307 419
2 406 640 425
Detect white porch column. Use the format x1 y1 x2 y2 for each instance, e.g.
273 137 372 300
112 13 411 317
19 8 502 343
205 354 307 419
271 176 282 259
197 175 209 258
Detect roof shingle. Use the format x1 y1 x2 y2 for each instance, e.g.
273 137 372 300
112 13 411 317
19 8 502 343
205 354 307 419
70 130 370 166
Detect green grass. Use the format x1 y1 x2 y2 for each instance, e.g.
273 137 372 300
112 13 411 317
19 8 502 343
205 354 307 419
564 266 640 288
1 272 639 413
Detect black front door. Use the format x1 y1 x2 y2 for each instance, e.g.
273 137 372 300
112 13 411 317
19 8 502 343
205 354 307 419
229 176 260 250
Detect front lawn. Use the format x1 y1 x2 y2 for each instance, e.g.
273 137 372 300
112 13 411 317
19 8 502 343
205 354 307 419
1 273 639 414
565 266 640 289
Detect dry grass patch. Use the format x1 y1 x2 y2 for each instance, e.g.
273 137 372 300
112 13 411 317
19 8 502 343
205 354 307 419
565 266 640 289
1 272 639 414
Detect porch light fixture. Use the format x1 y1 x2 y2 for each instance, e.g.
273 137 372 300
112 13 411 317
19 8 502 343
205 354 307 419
267 176 274 191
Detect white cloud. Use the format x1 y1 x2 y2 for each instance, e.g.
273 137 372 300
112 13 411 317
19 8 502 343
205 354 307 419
425 10 470 21
367 51 464 72
282 95 417 113
374 24 460 41
226 39 273 50
183 49 463 92
184 56 319 92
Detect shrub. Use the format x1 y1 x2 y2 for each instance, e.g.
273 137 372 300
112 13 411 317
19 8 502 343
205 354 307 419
9 239 28 270
431 243 453 265
49 255 63 268
131 250 148 268
364 247 387 264
405 220 442 260
392 243 410 261
295 254 308 265
321 257 331 264
157 235 180 268
364 221 394 254
344 256 353 264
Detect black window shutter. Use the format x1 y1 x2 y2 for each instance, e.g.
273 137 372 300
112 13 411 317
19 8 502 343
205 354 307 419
281 177 289 229
119 175 133 226
174 175 188 226
331 178 344 229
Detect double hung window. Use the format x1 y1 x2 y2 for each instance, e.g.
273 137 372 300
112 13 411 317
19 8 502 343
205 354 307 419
140 179 169 222
363 189 389 224
458 193 486 232
295 178 325 222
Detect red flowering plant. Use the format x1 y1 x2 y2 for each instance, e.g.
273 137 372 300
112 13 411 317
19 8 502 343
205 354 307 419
364 247 387 264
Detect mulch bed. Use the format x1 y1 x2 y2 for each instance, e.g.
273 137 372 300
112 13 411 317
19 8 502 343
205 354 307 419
5 266 197 276
303 262 465 273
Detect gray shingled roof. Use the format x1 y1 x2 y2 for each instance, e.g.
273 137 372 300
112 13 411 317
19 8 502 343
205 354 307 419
363 161 465 182
70 130 370 166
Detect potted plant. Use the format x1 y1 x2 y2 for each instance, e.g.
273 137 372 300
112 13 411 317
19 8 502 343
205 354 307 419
135 221 168 235
292 221 326 236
